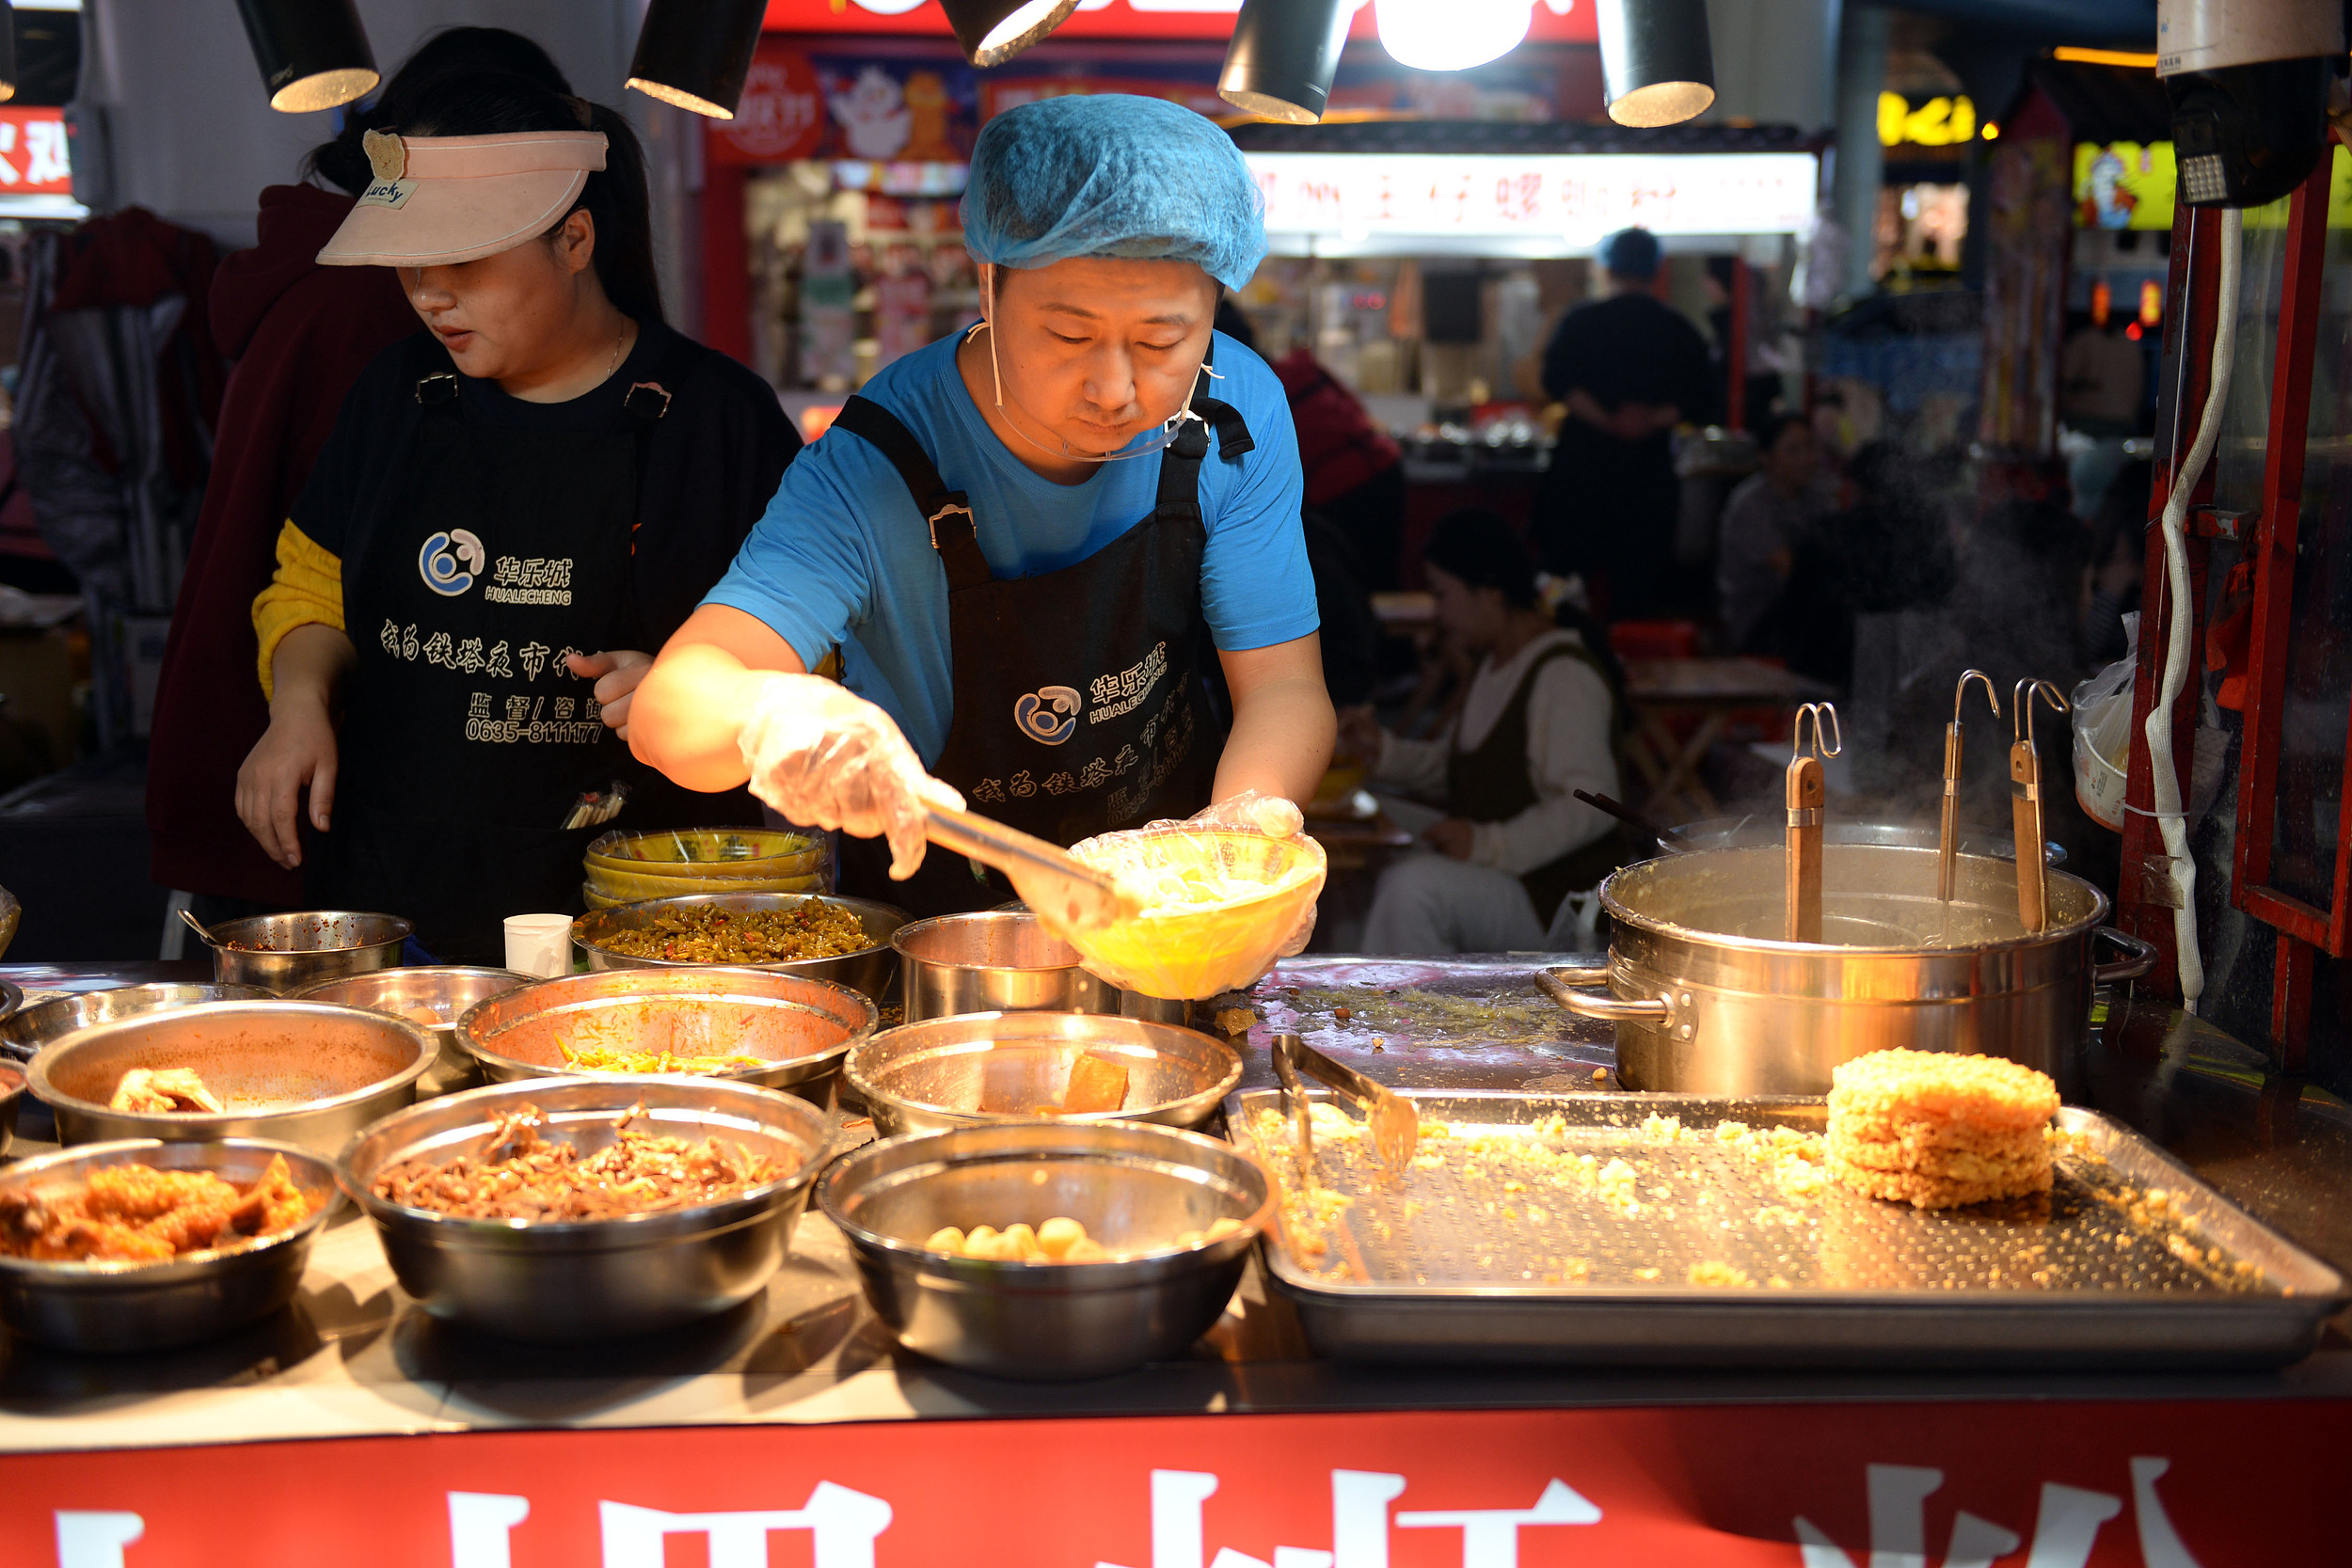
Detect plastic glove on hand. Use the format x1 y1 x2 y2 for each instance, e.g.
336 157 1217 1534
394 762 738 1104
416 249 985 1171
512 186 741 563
736 673 963 879
1186 790 1315 964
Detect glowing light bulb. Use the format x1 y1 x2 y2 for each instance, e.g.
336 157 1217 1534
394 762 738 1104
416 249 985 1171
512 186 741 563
1376 0 1533 71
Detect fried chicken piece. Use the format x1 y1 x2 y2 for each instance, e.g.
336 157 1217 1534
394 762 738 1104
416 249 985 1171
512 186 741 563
0 1156 320 1261
109 1068 226 1116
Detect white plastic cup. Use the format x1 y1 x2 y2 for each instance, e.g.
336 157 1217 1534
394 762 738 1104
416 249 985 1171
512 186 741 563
503 913 575 978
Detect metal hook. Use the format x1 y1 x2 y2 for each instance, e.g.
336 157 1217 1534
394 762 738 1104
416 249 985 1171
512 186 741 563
1953 669 2000 725
2011 678 2069 744
1792 702 1843 761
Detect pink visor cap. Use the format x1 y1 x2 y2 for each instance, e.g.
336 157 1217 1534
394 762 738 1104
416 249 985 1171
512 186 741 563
317 129 607 268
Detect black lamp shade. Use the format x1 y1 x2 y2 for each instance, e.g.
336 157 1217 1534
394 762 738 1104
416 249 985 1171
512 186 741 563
0 3 16 105
1595 0 1715 129
231 0 379 115
1219 0 1354 124
941 0 1082 68
628 0 771 120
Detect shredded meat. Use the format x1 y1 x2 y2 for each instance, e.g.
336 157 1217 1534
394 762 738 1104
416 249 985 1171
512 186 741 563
109 1068 226 1115
0 1154 320 1262
372 1101 785 1221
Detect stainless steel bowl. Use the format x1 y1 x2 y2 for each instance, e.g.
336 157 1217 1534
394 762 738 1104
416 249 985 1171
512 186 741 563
340 1076 834 1341
29 1001 434 1154
893 911 1185 1024
0 983 275 1065
820 1119 1270 1380
0 978 19 1025
0 1138 341 1352
456 967 877 1108
573 892 906 1004
295 967 530 1096
0 1062 22 1157
848 1012 1241 1136
202 911 411 994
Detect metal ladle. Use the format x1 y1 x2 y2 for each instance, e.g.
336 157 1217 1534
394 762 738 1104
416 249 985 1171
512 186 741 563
1785 702 1840 942
923 802 1140 933
177 908 225 948
2010 678 2070 933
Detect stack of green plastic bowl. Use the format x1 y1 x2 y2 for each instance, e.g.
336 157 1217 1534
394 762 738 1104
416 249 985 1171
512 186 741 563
581 827 833 910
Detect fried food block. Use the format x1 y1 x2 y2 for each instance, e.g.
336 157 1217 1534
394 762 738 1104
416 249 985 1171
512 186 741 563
1827 1049 2058 1209
1060 1052 1131 1115
109 1069 226 1116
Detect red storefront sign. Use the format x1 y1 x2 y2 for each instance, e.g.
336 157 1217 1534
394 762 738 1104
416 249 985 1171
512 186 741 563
760 0 1599 46
0 107 73 197
715 48 829 163
7 1400 2348 1565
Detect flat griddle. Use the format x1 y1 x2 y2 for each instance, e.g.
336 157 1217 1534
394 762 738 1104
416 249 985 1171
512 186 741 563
1229 1089 2348 1370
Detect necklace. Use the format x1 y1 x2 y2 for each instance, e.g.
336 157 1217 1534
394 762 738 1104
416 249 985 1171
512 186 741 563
604 324 627 380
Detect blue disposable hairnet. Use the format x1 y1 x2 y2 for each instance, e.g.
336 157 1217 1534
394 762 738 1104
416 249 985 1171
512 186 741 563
961 94 1266 293
1599 227 1661 281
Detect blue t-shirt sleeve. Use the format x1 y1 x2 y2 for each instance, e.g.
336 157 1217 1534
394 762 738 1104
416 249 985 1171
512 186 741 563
702 435 887 669
1200 345 1318 653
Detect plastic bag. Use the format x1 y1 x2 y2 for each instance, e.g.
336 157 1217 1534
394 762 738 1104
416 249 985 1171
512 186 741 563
2072 612 2137 832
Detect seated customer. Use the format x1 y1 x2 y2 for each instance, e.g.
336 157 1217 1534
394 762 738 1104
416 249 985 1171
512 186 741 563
1716 412 1830 653
1340 511 1623 953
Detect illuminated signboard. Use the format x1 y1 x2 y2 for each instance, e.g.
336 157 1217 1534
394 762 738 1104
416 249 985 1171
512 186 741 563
759 0 1597 43
1248 151 1819 254
2073 141 2175 230
1878 92 1978 148
0 106 81 219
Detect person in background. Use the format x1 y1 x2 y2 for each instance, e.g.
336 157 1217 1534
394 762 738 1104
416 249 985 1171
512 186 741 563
1217 298 1408 592
1340 510 1621 953
1716 412 1832 654
2081 458 2150 667
2058 307 2145 523
1534 227 1713 621
233 72 800 961
147 27 572 927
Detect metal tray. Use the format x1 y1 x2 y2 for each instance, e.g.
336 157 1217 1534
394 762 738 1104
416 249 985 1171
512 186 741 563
1228 1089 2349 1370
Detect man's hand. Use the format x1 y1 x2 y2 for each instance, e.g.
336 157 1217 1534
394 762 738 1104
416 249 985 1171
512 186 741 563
569 649 654 739
1424 817 1475 860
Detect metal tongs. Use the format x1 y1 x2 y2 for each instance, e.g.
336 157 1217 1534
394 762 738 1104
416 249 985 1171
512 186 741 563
924 801 1140 932
1940 671 2001 902
1785 703 1840 942
2010 678 2070 933
1272 1031 1418 1176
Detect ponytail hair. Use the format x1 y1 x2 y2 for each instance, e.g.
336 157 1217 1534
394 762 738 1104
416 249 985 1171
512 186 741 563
393 72 665 326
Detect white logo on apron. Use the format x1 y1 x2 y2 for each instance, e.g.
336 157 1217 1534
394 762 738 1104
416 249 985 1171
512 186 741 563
419 529 485 596
1014 685 1081 745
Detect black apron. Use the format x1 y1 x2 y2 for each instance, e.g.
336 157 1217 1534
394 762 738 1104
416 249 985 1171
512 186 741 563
830 371 1253 916
310 344 698 962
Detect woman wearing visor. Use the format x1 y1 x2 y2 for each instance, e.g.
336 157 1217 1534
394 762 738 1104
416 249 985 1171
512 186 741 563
234 74 799 961
632 95 1334 917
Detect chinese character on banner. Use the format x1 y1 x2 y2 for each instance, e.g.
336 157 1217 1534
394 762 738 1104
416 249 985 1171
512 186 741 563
713 45 826 164
0 110 72 194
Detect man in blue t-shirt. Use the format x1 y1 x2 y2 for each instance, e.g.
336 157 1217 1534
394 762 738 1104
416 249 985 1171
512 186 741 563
631 94 1333 918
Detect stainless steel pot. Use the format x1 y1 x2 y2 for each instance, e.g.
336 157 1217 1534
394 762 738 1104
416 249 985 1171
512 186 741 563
893 911 1184 1024
0 982 274 1064
340 1076 832 1341
1673 816 2065 865
28 1001 434 1153
201 911 411 993
572 892 906 1004
819 1119 1269 1380
0 1138 342 1352
1542 844 2157 1096
456 967 876 1107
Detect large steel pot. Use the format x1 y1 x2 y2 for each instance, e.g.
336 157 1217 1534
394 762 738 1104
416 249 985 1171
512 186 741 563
1673 816 2064 865
1541 844 2157 1096
201 911 410 994
892 911 1184 1024
27 1001 434 1154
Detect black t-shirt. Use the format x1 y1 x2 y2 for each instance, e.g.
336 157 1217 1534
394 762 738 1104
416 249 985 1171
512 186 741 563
1539 293 1716 424
292 319 802 655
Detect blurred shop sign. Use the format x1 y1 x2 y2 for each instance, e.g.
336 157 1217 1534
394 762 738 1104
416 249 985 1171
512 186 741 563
1249 151 1818 253
760 0 1597 44
0 105 81 220
1878 92 1978 149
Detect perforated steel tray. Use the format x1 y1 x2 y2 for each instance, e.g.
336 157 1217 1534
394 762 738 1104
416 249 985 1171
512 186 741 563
1229 1090 2349 1369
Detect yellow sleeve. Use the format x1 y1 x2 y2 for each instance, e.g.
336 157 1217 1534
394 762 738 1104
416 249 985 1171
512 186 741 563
252 520 343 702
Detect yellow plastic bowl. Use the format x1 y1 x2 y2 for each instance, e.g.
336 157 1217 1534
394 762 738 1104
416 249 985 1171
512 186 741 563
583 865 826 904
1048 827 1326 1001
584 827 826 879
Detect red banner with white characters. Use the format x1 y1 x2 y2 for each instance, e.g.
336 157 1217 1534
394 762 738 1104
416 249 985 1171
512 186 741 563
762 0 1598 45
0 107 72 196
7 1400 2351 1565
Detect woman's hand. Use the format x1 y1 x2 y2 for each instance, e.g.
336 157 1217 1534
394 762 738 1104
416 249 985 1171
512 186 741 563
236 695 340 870
569 649 654 739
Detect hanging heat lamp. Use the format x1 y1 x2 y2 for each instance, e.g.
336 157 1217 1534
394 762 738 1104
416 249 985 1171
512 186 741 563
1220 0 1357 124
230 0 379 114
1376 0 1531 73
0 2 17 104
627 0 771 119
1594 0 1715 128
940 0 1083 68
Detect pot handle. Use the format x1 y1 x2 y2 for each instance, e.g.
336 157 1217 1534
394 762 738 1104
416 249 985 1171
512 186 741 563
1535 965 1671 1023
2090 926 2159 985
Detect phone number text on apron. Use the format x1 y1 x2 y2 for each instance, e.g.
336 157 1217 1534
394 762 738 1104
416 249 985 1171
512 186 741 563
465 690 606 745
